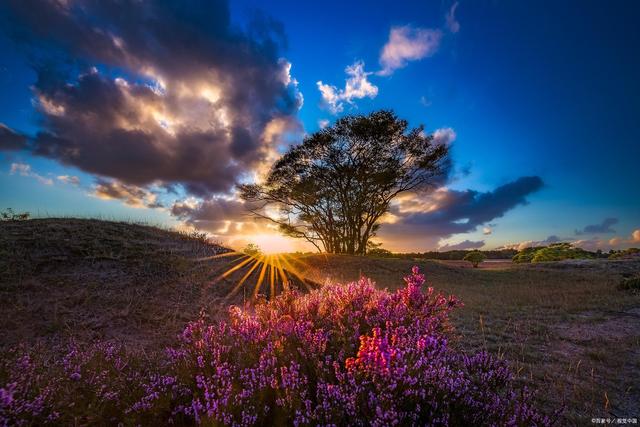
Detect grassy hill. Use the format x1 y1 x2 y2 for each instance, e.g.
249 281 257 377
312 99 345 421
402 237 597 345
0 218 313 351
1 218 639 422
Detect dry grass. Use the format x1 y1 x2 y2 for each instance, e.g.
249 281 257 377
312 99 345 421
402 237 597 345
0 218 312 351
295 254 640 424
1 219 638 424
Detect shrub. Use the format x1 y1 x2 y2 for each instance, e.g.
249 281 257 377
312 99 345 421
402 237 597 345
513 243 595 263
0 208 30 221
463 251 486 268
512 247 541 263
618 276 640 291
530 243 594 263
1 268 549 426
609 248 640 259
366 247 393 258
243 243 262 257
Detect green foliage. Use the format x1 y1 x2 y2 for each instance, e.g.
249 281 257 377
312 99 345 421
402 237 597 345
463 251 486 267
1 208 30 221
618 276 640 291
512 247 541 263
366 247 393 258
243 243 262 257
513 243 595 263
609 247 640 259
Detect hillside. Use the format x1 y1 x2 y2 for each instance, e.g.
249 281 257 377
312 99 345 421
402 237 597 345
0 218 313 350
1 219 639 422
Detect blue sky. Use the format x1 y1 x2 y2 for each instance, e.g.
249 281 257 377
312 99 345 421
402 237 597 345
0 0 638 252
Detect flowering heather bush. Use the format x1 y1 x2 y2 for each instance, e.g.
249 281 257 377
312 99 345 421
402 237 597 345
1 267 550 426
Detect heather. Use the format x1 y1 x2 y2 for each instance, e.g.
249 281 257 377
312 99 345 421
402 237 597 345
0 267 549 426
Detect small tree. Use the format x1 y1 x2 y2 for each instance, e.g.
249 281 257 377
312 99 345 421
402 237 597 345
243 243 262 257
463 251 486 268
239 110 450 255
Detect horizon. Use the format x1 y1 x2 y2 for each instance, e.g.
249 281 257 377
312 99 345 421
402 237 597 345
1 0 639 253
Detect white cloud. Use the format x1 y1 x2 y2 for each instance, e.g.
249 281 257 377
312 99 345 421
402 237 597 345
483 226 492 235
445 2 460 34
9 162 53 185
378 26 442 76
317 61 378 114
318 119 330 129
57 175 80 185
632 229 640 242
432 127 457 146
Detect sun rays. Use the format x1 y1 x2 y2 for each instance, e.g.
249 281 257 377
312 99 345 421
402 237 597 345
199 251 316 301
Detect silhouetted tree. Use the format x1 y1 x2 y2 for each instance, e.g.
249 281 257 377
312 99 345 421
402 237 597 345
239 110 450 254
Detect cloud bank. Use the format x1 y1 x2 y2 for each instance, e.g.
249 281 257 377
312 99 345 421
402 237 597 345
0 0 302 199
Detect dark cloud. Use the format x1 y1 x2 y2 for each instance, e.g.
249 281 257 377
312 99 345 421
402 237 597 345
438 239 484 250
171 197 271 237
380 176 544 250
0 123 28 150
93 179 162 208
0 0 302 197
575 217 618 235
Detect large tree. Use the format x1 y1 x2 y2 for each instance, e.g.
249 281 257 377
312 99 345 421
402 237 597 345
239 110 450 254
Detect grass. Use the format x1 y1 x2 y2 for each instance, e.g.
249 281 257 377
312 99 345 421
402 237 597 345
294 254 640 423
1 218 639 424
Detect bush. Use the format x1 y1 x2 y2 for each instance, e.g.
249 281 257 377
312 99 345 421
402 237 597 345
0 208 30 221
243 243 262 257
366 247 393 258
463 251 486 268
0 268 549 426
513 243 595 263
609 248 640 259
618 276 640 291
512 247 541 263
530 243 594 263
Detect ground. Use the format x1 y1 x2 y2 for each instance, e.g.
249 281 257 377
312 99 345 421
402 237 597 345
1 219 639 424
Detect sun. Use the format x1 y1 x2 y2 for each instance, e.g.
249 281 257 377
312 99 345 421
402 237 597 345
248 233 295 254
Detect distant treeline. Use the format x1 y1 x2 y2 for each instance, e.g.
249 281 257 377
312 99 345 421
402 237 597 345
367 248 518 260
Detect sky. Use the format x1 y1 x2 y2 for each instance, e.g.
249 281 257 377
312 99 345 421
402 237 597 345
0 0 638 253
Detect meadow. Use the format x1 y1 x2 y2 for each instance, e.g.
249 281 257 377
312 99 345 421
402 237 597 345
1 219 639 424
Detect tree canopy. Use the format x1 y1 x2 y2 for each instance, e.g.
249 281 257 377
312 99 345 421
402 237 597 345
239 110 450 254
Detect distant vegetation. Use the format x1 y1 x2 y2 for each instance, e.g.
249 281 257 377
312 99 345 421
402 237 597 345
513 243 603 263
463 250 486 268
0 208 30 221
618 275 640 291
242 243 262 257
609 247 640 259
366 248 517 260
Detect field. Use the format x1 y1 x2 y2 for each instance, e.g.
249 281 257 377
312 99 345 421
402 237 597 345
1 219 639 424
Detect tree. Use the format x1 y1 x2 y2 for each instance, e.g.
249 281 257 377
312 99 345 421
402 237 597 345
239 111 450 255
243 243 262 257
463 251 486 268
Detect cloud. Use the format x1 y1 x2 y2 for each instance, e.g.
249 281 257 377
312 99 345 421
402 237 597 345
57 175 80 185
379 176 544 251
9 162 53 185
502 230 640 252
93 179 162 209
432 127 457 146
419 96 432 107
575 217 618 235
445 2 460 34
318 119 330 129
317 61 378 114
438 239 484 251
483 227 492 235
378 26 442 76
0 0 302 197
0 123 28 150
499 235 562 251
